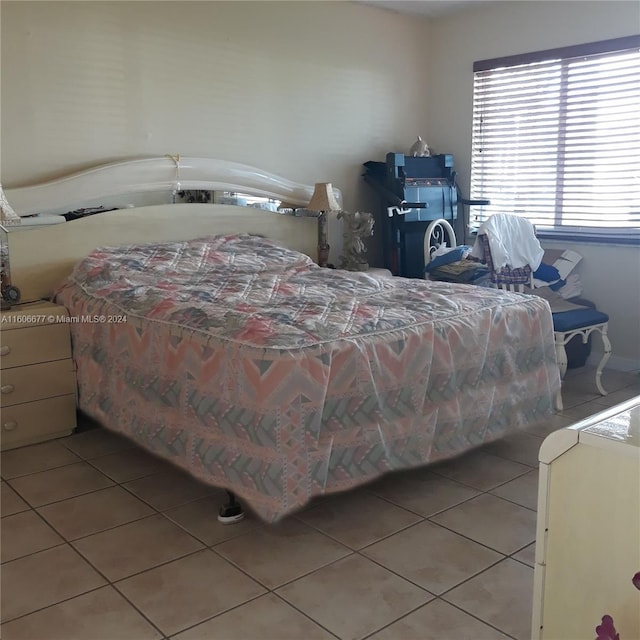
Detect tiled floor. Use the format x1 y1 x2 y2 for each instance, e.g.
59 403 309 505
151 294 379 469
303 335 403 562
1 367 638 640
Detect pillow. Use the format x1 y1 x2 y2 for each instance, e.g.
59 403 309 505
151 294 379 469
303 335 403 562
533 262 561 282
425 245 471 272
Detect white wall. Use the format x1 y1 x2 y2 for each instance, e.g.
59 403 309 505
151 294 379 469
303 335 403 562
426 1 640 370
2 1 638 369
0 0 429 265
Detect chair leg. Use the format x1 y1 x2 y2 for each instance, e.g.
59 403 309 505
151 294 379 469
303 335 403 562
595 323 612 397
554 333 567 412
555 388 563 412
555 333 568 379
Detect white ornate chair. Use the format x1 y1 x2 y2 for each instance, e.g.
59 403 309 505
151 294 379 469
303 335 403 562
423 218 458 276
474 219 611 411
423 217 612 411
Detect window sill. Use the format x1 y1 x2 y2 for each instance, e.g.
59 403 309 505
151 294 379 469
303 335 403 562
468 230 640 247
536 230 640 246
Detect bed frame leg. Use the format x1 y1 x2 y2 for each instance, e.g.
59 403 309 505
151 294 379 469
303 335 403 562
218 491 245 524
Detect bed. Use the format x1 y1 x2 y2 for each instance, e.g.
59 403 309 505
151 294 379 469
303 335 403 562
3 157 561 522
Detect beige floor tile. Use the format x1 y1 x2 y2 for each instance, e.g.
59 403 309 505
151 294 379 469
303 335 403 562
123 469 215 511
172 593 335 640
116 549 265 636
0 586 161 640
430 450 530 491
608 370 639 389
526 413 574 438
592 386 640 407
216 519 351 589
560 401 606 422
0 441 80 479
561 371 599 393
368 471 480 518
276 554 432 640
164 495 261 546
559 389 600 410
483 432 543 468
73 514 204 581
561 366 587 379
362 521 502 595
0 545 106 622
296 490 421 549
1 482 29 516
1 510 64 563
369 598 510 640
444 558 534 640
61 427 133 459
89 446 175 483
9 462 114 507
490 469 539 511
513 542 536 568
566 368 639 394
38 486 153 540
431 494 536 555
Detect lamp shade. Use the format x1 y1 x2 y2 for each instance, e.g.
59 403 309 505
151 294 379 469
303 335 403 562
0 185 21 223
307 183 340 213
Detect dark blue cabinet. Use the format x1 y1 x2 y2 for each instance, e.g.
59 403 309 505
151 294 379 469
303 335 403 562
363 153 459 278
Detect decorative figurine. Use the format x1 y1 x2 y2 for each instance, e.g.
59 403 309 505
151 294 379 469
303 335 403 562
409 135 431 157
338 211 375 271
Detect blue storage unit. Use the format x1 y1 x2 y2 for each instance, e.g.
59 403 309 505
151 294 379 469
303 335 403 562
363 153 459 278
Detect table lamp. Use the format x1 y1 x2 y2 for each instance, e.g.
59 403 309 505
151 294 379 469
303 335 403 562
307 182 340 267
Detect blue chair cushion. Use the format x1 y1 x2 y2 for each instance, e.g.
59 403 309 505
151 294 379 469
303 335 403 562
552 308 609 332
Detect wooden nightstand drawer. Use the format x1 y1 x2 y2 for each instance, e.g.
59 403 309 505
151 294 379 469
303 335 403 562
0 323 72 369
0 360 76 407
0 394 76 450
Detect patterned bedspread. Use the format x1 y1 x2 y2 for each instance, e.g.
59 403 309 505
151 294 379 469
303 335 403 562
55 234 560 521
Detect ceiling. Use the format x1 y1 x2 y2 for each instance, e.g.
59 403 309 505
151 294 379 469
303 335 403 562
356 0 494 18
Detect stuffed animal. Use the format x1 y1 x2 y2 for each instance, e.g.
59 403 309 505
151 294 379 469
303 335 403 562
409 136 431 157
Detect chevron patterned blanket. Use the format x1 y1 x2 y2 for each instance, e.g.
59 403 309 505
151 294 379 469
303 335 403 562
55 234 560 521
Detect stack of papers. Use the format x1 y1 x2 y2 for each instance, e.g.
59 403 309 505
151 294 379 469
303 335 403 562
533 249 582 288
551 249 582 280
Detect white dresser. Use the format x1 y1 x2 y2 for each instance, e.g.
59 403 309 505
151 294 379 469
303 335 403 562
0 300 77 450
533 396 640 640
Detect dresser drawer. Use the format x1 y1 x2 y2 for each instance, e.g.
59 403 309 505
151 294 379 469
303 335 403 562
0 324 72 369
0 360 76 407
1 394 76 450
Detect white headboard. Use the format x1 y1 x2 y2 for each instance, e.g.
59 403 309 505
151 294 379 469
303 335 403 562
5 155 342 217
2 157 342 302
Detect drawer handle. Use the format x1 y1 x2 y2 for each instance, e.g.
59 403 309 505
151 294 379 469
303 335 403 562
1 384 14 394
3 421 17 431
0 346 10 356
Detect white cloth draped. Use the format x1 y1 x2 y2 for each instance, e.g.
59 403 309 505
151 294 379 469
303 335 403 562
471 214 544 271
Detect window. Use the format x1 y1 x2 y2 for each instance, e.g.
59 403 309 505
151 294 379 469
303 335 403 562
469 36 640 243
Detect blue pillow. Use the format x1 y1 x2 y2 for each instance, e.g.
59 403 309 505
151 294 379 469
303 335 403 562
533 262 561 282
425 246 471 272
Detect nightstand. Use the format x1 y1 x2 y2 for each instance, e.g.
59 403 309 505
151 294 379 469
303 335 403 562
0 300 77 450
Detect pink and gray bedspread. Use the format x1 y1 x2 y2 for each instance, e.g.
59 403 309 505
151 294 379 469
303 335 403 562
55 234 560 521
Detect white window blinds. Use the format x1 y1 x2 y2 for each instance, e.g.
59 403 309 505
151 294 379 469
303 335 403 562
470 36 640 242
